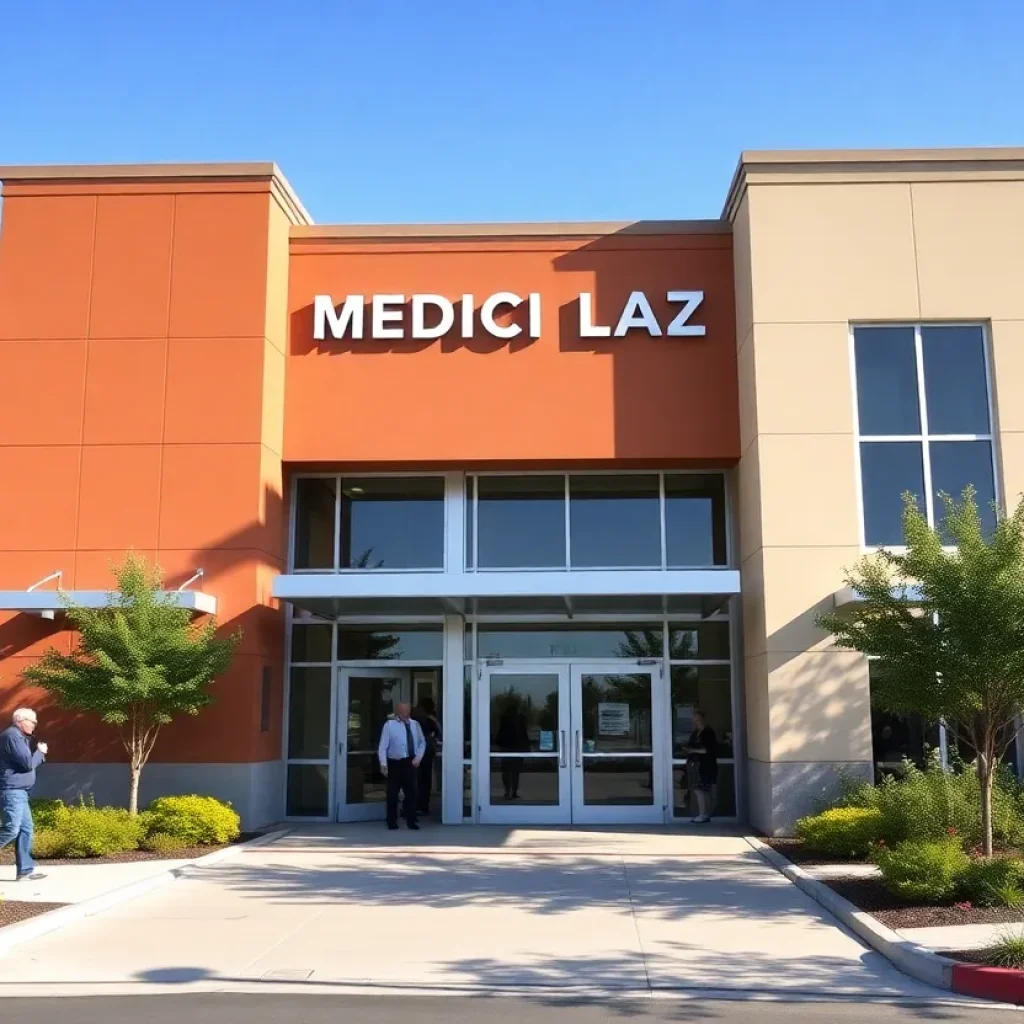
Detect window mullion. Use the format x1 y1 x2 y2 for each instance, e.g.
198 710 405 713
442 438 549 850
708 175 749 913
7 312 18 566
914 326 936 527
564 474 571 569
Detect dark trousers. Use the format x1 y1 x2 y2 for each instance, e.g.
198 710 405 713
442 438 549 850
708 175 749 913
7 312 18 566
417 750 436 814
386 757 418 827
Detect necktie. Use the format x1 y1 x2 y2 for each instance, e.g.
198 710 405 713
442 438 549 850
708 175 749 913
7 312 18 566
404 720 415 760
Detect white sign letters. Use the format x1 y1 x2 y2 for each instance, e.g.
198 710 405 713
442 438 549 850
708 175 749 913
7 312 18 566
312 290 705 342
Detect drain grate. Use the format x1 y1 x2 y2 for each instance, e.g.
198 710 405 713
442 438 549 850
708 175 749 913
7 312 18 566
261 969 313 981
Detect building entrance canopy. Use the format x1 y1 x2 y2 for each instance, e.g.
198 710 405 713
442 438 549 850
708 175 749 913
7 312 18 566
273 569 740 618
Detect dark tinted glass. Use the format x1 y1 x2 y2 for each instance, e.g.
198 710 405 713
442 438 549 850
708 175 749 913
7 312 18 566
569 475 661 567
286 764 329 817
674 762 735 817
860 441 925 546
665 474 727 566
476 623 663 659
287 667 332 758
854 327 920 435
671 666 733 758
669 622 731 660
922 326 990 435
477 475 566 568
291 624 333 663
337 625 443 661
465 477 475 568
930 441 996 540
340 477 444 569
293 477 336 569
464 665 473 759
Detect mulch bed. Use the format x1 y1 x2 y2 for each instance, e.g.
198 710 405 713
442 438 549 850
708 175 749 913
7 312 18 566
0 831 265 868
824 876 1024 929
0 901 67 928
764 837 872 866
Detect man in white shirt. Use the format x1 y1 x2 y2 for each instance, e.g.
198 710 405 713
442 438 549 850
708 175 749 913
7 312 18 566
378 703 427 830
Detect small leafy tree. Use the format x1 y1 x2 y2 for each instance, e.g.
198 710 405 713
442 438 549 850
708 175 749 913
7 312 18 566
23 554 240 815
818 488 1024 856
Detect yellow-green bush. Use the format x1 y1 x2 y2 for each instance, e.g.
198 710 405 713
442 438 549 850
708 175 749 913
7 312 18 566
877 839 969 902
143 795 240 846
31 828 68 859
29 798 66 831
795 807 884 857
140 832 186 854
56 805 146 858
959 856 1024 908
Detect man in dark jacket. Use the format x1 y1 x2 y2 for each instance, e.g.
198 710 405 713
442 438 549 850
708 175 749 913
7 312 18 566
0 708 48 880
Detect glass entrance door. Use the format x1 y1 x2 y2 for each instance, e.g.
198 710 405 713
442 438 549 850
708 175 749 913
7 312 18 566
478 662 663 824
570 663 662 824
337 668 411 821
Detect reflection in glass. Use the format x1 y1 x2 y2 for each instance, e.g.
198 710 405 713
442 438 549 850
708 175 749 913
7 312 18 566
347 676 399 753
489 759 559 805
668 622 730 660
854 327 921 435
489 674 559 753
930 441 996 539
673 761 735 818
288 667 332 759
340 476 444 569
569 475 661 567
671 666 733 758
476 475 566 568
465 477 475 569
477 623 663 660
337 625 443 661
860 441 925 545
582 758 654 806
922 326 990 435
286 764 329 817
293 477 336 569
346 753 388 805
291 624 333 663
580 674 652 753
665 474 727 566
463 763 472 818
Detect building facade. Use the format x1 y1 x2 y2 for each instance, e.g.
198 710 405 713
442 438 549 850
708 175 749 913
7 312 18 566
0 149 1020 834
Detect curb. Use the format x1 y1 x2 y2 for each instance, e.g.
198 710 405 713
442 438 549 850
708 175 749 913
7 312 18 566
744 836 955 992
0 826 290 957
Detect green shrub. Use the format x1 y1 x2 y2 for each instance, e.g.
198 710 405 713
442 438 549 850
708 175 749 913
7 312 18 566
143 795 240 846
796 807 884 857
877 839 970 903
31 828 68 859
29 798 66 831
140 832 186 854
983 929 1024 968
840 752 1024 849
57 805 145 858
959 857 1024 908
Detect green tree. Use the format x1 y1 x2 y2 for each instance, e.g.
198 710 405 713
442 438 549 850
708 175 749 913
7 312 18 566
818 488 1024 856
23 554 240 815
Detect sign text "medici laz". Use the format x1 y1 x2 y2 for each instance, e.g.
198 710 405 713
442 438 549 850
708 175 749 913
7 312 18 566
312 291 706 341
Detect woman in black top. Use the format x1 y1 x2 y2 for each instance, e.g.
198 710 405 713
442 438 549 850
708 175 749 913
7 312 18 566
686 709 718 823
413 697 442 815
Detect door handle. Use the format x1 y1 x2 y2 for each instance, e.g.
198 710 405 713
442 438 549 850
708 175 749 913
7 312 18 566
559 731 566 768
575 731 582 767
338 741 345 755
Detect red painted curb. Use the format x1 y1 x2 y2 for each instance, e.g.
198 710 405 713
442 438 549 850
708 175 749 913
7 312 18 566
953 963 1024 1004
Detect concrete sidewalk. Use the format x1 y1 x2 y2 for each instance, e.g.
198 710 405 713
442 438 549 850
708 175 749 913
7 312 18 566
0 824 982 1001
0 858 195 906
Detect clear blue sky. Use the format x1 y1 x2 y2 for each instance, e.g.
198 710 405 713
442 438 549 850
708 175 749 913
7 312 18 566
1 1 1022 223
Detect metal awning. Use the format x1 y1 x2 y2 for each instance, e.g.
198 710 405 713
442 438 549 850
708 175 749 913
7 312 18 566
273 569 741 619
0 571 217 620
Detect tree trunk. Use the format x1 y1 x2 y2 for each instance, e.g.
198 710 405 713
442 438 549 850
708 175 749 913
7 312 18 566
980 753 994 857
129 761 141 817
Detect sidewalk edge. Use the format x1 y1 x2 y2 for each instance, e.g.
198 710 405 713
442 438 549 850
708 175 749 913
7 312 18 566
0 827 291 956
744 835 955 992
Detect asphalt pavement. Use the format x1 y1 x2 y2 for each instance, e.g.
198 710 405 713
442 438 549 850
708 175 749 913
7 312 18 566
0 994 1016 1024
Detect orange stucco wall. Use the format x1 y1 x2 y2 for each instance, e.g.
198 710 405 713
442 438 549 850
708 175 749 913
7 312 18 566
286 231 739 465
0 167 740 770
0 176 288 764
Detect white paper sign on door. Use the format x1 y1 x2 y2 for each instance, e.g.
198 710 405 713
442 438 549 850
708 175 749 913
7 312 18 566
598 703 630 736
539 730 554 752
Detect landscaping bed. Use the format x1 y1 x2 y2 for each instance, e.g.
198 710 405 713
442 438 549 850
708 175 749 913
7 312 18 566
0 901 66 928
764 837 871 866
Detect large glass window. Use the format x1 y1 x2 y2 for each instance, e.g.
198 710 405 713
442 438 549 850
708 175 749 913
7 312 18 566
340 477 444 569
853 325 995 547
475 623 664 660
293 478 336 569
287 667 332 759
337 625 443 661
476 475 565 568
665 474 727 566
569 475 661 567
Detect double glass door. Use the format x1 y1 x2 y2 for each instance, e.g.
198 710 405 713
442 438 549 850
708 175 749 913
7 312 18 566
336 668 411 821
479 662 664 824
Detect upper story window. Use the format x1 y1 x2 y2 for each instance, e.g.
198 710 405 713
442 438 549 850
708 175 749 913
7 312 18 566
853 324 996 547
292 475 445 570
467 472 727 570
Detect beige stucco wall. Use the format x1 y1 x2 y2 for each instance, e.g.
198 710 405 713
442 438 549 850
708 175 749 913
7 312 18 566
729 151 1024 833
